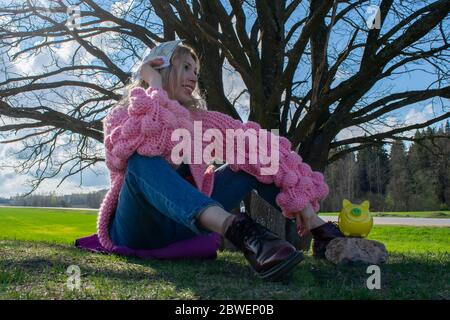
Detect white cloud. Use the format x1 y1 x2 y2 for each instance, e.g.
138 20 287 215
89 21 122 56
0 139 109 198
10 39 89 81
404 103 434 126
0 160 109 198
336 115 398 141
111 0 135 18
335 103 440 154
54 40 80 64
13 46 52 75
0 169 30 197
337 103 436 141
222 59 250 121
10 27 118 78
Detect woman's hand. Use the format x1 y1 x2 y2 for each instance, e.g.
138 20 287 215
140 58 164 88
293 202 315 237
295 213 310 237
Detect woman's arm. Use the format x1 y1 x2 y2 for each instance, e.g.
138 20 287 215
197 110 329 219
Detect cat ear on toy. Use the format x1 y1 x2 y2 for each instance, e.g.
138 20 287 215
342 199 351 208
361 200 370 210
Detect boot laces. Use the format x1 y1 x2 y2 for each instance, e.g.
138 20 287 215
237 217 272 243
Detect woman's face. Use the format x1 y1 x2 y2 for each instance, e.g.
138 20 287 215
172 55 198 106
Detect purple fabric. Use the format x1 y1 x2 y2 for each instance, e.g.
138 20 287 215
74 233 221 260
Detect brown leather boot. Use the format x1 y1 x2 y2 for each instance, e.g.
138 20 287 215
310 221 344 259
225 212 304 281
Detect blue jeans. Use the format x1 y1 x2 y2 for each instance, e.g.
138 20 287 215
109 153 282 249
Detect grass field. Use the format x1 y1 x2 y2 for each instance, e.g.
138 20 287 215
321 210 450 218
0 207 449 299
0 207 97 244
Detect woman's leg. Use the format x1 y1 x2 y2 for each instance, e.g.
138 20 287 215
209 163 281 212
109 154 323 250
209 163 305 280
109 155 304 279
210 163 340 267
195 164 283 237
109 153 224 249
210 163 326 233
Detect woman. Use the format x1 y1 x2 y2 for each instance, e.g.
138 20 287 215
98 39 344 281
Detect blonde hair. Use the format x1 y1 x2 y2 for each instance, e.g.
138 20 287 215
116 44 207 111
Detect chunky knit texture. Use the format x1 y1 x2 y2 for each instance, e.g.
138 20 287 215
98 86 329 250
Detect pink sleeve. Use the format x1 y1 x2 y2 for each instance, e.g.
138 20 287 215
104 86 187 173
199 110 329 218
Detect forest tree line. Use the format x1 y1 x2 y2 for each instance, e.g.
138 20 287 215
5 190 108 209
3 122 449 212
322 122 450 212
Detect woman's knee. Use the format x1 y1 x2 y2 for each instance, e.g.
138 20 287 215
127 153 171 175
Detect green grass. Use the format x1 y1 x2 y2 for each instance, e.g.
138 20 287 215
0 207 449 299
0 207 97 244
368 225 450 254
0 240 448 299
321 210 450 218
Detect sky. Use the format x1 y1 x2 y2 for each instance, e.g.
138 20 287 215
0 0 448 198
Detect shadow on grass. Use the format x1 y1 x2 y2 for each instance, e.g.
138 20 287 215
1 240 253 298
1 240 449 299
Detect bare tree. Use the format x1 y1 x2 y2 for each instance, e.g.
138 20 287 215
0 0 449 197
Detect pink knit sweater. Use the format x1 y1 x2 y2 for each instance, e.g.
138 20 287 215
98 86 329 250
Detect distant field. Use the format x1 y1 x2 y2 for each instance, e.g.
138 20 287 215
0 207 448 253
0 207 97 244
367 225 449 253
321 211 450 218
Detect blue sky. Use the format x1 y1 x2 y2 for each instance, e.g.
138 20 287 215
0 0 448 197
